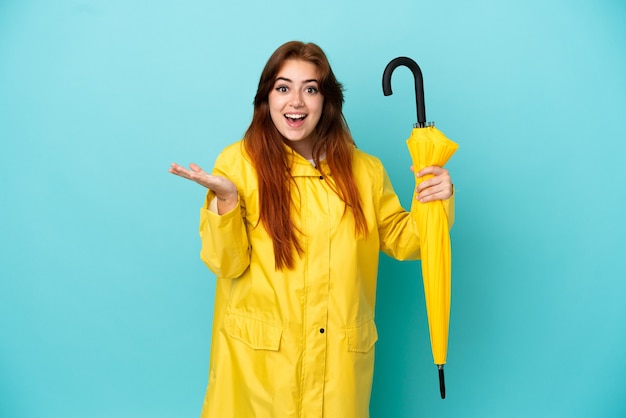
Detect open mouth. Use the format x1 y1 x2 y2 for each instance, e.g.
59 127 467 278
285 113 307 124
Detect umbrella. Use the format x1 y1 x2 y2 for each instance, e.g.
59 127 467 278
382 57 458 399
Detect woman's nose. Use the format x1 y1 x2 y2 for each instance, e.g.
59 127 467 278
291 92 304 108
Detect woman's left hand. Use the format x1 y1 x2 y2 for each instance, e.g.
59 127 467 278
413 166 453 203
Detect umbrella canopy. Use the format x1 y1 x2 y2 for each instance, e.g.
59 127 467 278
383 57 458 399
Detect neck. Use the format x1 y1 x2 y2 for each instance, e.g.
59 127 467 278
284 137 315 160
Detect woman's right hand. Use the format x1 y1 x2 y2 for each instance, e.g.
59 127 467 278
169 162 238 213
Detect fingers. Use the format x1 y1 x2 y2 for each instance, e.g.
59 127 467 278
169 162 190 178
169 162 204 178
189 163 205 174
169 162 211 189
169 163 238 198
416 165 445 178
414 165 453 202
417 184 453 202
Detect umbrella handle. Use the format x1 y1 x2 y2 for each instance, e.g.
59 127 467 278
382 57 426 127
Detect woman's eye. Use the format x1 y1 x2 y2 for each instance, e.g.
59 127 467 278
306 87 319 94
276 86 288 93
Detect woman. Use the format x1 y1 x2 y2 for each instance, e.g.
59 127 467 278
169 41 453 418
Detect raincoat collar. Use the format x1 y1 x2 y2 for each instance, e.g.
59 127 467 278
282 142 329 178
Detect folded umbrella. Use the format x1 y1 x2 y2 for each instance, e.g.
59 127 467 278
383 57 458 399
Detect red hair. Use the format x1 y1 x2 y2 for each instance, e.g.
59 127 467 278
244 41 368 270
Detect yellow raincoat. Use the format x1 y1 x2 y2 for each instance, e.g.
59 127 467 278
198 141 453 418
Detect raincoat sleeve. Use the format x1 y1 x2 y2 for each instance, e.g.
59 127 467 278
376 165 454 260
376 166 421 260
198 148 251 280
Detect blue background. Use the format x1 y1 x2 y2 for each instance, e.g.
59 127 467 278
1 0 625 417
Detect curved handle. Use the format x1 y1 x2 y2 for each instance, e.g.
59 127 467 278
382 57 426 127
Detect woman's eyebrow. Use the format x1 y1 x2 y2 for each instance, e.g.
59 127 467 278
275 77 318 83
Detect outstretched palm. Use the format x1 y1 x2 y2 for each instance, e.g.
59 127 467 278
169 162 238 212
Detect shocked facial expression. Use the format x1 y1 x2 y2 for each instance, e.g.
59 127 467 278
268 59 324 158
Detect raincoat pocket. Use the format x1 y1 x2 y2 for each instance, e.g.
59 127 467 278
346 319 379 353
224 312 283 351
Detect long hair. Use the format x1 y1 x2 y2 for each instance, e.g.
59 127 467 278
244 41 368 270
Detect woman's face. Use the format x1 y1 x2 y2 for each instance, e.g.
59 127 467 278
268 59 324 158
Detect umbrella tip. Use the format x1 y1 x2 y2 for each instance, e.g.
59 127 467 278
438 365 446 399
